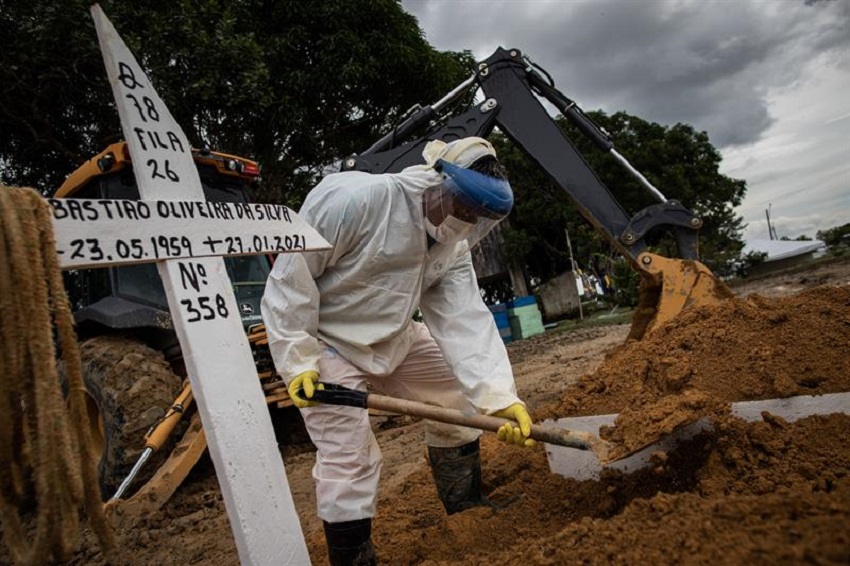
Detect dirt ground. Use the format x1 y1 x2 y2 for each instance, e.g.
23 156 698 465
4 257 850 565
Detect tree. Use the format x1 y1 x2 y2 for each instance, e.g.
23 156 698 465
817 223 850 248
491 110 747 289
0 0 474 205
731 250 769 278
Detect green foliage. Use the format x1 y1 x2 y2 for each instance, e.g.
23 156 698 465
610 258 640 307
0 0 474 204
492 109 746 294
817 223 850 248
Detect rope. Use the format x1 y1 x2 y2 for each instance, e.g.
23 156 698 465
0 186 114 565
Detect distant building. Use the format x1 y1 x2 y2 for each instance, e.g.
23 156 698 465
742 239 826 276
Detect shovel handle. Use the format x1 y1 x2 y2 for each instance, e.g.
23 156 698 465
308 384 595 451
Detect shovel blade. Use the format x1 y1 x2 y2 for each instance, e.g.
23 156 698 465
542 415 710 480
542 392 850 480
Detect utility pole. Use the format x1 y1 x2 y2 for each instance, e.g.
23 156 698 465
766 204 778 240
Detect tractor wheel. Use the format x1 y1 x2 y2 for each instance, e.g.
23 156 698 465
78 335 184 499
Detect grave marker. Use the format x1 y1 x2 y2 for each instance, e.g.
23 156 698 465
49 6 329 564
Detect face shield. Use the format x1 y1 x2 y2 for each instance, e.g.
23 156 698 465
422 159 514 248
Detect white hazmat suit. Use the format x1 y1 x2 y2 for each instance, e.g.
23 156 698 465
261 143 522 523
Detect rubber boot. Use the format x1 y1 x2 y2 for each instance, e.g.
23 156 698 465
322 518 377 566
427 438 492 515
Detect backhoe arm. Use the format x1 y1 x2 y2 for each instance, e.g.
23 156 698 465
343 47 732 337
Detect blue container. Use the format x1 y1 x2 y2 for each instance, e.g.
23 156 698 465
488 303 508 313
509 295 537 308
491 309 512 344
493 311 509 328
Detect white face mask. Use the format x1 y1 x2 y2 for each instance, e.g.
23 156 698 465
424 214 475 244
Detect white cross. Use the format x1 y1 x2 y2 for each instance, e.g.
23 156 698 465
48 6 326 564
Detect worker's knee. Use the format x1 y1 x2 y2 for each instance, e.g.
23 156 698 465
314 438 383 523
315 436 383 478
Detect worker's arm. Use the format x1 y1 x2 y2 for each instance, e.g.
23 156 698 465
261 176 366 379
261 252 324 379
419 250 522 415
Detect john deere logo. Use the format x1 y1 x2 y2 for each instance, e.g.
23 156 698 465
240 303 254 315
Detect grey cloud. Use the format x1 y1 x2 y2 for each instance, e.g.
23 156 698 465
405 0 850 241
404 0 850 149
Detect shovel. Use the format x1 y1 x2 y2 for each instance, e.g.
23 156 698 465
304 383 615 463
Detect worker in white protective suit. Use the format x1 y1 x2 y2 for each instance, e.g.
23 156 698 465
261 137 534 566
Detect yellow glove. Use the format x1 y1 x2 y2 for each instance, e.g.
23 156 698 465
493 403 536 448
288 370 321 409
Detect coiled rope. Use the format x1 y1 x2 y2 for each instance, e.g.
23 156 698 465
0 186 114 565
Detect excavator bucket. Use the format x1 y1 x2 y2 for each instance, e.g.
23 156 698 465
627 252 734 341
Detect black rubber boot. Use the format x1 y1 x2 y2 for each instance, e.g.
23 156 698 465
427 438 492 515
323 518 377 566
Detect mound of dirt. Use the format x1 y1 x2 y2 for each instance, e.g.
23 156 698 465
354 285 850 564
539 286 850 458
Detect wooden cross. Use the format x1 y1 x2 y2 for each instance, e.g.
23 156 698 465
48 6 328 563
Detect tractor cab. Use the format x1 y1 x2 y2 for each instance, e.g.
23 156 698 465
56 142 271 352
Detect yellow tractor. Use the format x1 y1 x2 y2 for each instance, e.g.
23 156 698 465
56 141 300 518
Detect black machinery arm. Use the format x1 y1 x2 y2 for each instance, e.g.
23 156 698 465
341 47 703 263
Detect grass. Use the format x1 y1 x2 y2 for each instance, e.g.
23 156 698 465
545 304 634 334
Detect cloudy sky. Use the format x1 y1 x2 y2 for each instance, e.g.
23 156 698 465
401 0 850 241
